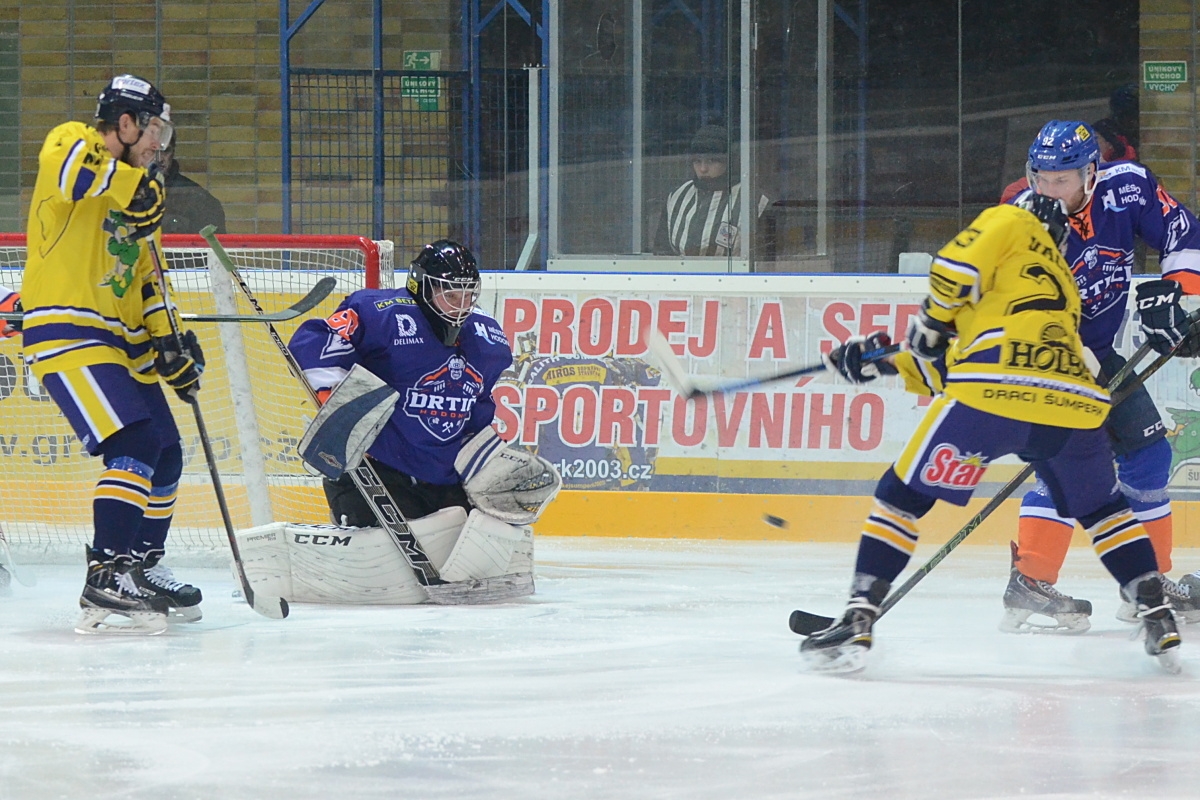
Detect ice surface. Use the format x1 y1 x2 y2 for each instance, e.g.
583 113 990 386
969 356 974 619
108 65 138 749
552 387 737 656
1 539 1199 799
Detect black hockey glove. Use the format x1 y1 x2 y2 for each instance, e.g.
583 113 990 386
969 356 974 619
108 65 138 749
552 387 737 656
824 332 899 384
906 302 954 361
122 163 166 242
1136 279 1200 357
153 330 205 401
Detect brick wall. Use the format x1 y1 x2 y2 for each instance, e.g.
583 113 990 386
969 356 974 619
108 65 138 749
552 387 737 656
5 1 458 237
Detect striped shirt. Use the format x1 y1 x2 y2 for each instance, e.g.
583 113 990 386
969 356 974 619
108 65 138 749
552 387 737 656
658 180 769 256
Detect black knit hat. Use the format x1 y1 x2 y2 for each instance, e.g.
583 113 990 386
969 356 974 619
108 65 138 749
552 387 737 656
689 125 728 158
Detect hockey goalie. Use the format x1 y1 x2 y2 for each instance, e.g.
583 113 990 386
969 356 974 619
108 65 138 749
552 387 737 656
235 239 561 605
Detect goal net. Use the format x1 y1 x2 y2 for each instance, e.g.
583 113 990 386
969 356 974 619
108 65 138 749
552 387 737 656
0 234 392 565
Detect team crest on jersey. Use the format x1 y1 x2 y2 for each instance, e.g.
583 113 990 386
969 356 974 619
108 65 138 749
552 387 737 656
920 444 989 489
394 313 424 345
403 354 485 441
1071 244 1132 318
99 212 139 297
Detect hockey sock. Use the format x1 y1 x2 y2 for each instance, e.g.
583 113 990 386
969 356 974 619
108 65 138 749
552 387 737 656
1116 439 1173 573
1139 514 1173 574
1080 502 1158 587
1015 510 1075 584
137 442 182 552
854 500 920 584
92 456 154 555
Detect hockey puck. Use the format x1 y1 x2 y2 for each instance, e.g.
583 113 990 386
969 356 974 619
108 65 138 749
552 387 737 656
763 514 788 529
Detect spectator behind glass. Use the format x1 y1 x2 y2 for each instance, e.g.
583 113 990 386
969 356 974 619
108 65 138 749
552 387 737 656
156 134 226 235
653 124 770 257
999 117 1137 204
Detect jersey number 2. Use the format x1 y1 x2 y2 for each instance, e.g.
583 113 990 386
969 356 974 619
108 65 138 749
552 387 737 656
1007 264 1068 315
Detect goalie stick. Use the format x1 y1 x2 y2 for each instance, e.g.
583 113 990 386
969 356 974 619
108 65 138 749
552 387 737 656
0 278 335 326
646 326 900 399
788 323 1193 637
200 226 530 605
147 240 289 620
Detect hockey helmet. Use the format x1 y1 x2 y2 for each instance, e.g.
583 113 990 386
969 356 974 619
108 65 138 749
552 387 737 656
1026 120 1100 210
406 240 482 346
1016 193 1070 255
95 74 173 149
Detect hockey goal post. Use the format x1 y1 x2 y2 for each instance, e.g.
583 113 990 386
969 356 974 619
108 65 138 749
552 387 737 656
0 233 393 564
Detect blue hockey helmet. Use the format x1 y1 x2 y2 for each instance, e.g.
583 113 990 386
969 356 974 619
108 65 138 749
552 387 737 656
1027 120 1099 173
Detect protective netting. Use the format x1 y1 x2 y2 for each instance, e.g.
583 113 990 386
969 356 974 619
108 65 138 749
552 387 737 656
0 235 392 565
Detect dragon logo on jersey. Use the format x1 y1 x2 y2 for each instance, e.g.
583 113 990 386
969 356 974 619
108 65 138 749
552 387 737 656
920 444 989 489
1070 243 1132 318
98 211 139 297
403 354 485 441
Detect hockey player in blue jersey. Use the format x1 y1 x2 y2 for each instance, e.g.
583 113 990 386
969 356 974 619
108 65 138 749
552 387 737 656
1002 120 1200 631
288 240 560 536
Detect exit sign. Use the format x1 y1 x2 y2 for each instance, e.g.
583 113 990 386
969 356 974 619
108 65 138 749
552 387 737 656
1143 61 1187 93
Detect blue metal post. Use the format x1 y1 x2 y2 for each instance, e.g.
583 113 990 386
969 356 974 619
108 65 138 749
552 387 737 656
280 0 329 235
373 0 385 240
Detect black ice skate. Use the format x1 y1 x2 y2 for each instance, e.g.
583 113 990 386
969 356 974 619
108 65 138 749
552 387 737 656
999 571 1092 634
1116 573 1200 626
1125 575 1182 674
132 549 203 622
76 548 169 635
799 578 889 674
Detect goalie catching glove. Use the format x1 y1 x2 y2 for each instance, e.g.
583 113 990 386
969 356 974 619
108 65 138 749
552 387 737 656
1135 279 1200 357
152 330 204 401
455 427 562 524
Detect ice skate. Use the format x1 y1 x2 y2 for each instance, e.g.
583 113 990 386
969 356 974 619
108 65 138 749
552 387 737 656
1116 574 1200 625
999 569 1092 634
132 549 203 622
76 548 169 635
799 578 888 674
1126 575 1182 674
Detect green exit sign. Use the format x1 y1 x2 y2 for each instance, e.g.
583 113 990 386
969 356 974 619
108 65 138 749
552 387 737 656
402 50 442 111
1143 61 1187 93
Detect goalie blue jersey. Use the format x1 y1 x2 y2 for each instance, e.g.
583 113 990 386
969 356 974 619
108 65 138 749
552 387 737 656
289 289 514 485
1012 161 1200 361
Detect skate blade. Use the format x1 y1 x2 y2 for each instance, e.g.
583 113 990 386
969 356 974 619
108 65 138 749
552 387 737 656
168 605 203 623
800 643 868 674
999 608 1090 635
75 607 167 636
1156 647 1183 675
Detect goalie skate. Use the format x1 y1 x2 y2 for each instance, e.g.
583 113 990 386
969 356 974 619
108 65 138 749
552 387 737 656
132 549 203 622
76 549 169 636
999 568 1092 634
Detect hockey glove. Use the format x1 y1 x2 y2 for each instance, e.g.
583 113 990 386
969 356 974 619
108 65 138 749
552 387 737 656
0 291 21 338
906 303 954 361
122 163 166 242
153 330 205 401
1136 279 1199 356
823 332 899 384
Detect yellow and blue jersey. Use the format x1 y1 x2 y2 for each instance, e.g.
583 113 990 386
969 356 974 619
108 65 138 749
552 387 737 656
21 121 176 383
899 203 1110 429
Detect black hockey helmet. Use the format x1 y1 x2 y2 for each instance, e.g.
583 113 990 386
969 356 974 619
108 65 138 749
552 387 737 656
1017 193 1070 255
95 74 173 148
406 239 482 346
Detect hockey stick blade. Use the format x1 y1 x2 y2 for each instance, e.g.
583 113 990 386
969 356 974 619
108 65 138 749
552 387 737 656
243 584 290 619
184 276 336 323
0 277 337 326
789 609 834 636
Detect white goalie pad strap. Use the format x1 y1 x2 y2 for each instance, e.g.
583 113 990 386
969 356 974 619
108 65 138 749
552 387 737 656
439 510 531 583
454 428 563 524
298 364 399 480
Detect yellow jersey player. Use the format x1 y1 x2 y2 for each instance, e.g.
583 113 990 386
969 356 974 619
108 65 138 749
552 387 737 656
806 195 1181 674
22 75 204 634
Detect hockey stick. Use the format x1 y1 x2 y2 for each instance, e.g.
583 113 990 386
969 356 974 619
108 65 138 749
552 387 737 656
0 279 335 326
788 328 1188 637
147 239 289 620
646 326 900 399
0 522 36 588
200 227 530 605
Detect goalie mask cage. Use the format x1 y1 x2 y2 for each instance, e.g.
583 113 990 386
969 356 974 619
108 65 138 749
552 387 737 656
0 234 393 565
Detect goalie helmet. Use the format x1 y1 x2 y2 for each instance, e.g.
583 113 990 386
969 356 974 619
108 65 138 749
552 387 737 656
406 240 482 346
95 74 173 149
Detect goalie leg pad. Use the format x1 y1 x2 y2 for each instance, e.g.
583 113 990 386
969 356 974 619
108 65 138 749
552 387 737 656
440 510 532 582
408 506 470 571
